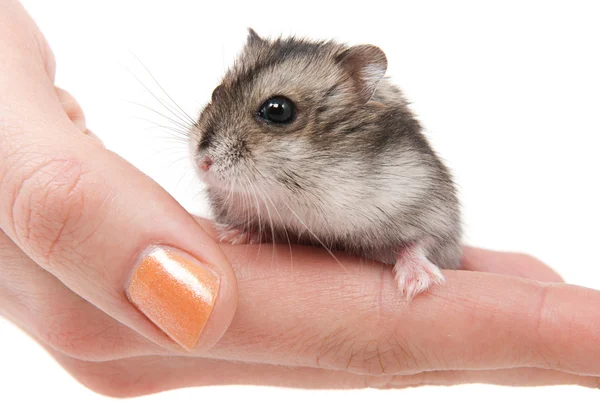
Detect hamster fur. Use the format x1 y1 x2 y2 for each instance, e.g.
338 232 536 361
189 29 462 299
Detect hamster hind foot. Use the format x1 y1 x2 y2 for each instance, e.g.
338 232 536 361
394 244 446 301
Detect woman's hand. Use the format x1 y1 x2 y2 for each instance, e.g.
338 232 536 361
3 219 600 396
0 0 238 355
2 0 600 397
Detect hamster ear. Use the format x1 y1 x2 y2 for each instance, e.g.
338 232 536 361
246 28 266 47
336 45 388 102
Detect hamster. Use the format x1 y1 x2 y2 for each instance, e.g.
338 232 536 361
189 29 462 300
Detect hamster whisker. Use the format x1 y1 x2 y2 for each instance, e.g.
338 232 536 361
127 101 192 134
127 55 197 127
240 179 257 266
234 177 248 236
144 147 190 168
239 179 249 239
137 118 191 136
248 177 277 267
254 182 294 273
125 70 193 130
250 181 275 244
225 177 238 221
172 165 197 193
222 176 236 209
259 176 349 275
191 189 205 204
132 120 191 143
243 173 264 257
165 153 195 166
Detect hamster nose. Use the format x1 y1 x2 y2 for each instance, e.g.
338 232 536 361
199 155 213 172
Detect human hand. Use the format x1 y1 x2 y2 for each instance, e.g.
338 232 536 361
0 0 238 354
3 215 600 396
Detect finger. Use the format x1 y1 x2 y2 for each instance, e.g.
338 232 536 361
0 6 237 353
207 243 600 376
2 230 573 366
462 246 564 282
5 292 597 396
5 218 600 378
5 220 600 378
47 351 598 397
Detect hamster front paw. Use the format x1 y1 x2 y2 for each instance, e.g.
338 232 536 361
215 224 265 245
394 244 446 301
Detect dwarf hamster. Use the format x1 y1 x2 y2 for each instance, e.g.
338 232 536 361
189 29 462 299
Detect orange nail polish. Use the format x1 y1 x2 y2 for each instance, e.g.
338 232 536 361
126 247 220 350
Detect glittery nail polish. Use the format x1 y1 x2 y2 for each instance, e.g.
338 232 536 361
126 246 220 350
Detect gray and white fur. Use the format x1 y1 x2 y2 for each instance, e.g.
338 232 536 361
190 29 462 297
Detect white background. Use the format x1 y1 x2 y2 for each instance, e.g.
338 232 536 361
2 0 600 399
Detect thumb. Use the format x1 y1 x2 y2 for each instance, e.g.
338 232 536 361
0 1 237 352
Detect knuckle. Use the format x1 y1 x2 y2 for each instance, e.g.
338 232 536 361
36 304 114 362
528 284 562 369
36 300 95 360
32 290 146 362
5 156 101 265
38 311 94 360
40 321 93 361
532 284 552 337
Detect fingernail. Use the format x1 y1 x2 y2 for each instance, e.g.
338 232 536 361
126 246 220 350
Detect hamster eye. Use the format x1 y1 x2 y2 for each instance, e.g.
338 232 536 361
257 96 296 124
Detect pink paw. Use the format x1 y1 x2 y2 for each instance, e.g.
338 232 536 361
215 225 263 245
394 245 445 301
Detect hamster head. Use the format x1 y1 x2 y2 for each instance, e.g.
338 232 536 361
189 29 399 194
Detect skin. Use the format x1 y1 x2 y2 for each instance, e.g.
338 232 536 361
1 0 600 397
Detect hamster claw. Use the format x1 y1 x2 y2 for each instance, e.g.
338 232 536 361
393 245 446 301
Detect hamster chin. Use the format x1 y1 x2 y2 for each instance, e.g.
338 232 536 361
189 29 462 301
